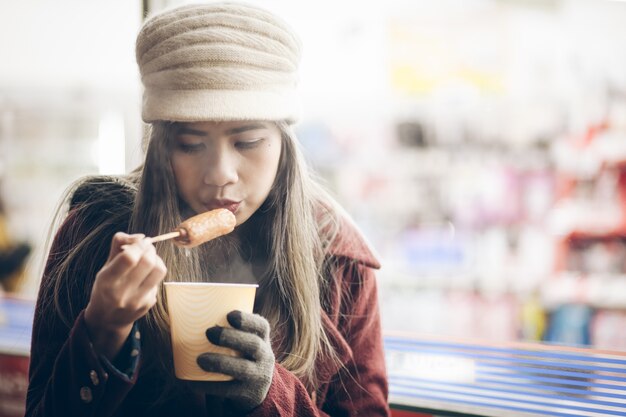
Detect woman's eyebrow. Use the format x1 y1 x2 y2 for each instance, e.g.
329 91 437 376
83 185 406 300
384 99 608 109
178 127 208 136
225 123 268 135
178 124 268 137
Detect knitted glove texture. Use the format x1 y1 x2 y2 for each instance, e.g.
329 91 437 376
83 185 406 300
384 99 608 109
196 310 274 412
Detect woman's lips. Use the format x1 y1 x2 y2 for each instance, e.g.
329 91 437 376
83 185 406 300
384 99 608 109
223 202 240 213
207 201 240 213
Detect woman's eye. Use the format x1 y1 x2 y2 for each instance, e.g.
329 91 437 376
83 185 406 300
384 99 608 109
177 142 204 153
235 138 264 149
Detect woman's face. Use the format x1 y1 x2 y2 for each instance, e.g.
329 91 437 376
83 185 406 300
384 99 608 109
170 121 282 226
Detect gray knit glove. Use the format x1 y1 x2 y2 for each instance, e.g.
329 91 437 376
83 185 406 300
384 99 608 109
196 310 274 412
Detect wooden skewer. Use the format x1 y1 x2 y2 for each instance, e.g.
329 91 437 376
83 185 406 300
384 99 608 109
148 231 181 243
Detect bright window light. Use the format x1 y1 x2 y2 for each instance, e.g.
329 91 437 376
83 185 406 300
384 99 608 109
98 112 125 175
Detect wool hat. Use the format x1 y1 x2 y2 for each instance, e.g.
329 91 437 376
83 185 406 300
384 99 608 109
136 2 302 124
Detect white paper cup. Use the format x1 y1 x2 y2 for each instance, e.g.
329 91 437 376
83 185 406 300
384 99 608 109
164 282 258 381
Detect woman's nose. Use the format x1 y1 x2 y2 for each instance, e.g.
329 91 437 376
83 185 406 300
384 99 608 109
203 149 238 187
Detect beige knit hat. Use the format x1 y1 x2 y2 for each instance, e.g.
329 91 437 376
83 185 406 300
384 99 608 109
136 2 302 124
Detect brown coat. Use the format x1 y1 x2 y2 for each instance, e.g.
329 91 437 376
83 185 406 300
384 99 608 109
26 179 390 416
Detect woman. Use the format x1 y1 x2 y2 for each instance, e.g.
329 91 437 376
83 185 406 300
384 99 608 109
26 3 390 416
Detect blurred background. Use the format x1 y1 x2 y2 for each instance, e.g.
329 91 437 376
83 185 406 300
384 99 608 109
2 0 626 350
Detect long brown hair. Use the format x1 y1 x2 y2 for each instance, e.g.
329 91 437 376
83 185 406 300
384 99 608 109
131 121 341 392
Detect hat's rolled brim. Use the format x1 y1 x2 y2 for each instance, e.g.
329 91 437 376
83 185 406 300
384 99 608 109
141 88 300 124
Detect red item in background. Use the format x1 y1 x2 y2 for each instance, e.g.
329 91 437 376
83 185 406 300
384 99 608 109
0 353 29 417
391 409 432 417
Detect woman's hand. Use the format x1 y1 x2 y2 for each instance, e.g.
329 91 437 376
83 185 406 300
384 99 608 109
84 232 167 359
195 310 275 412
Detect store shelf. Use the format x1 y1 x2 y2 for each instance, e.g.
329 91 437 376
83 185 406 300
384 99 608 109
541 273 626 310
385 333 626 417
564 228 626 242
0 296 33 417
